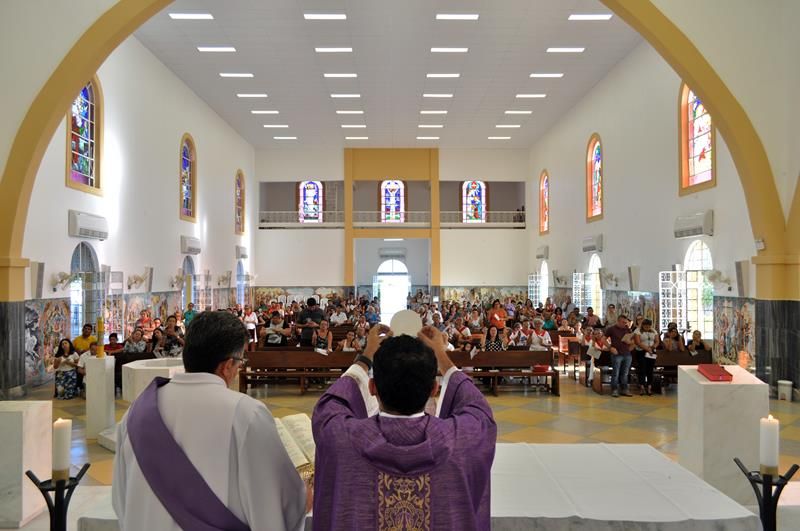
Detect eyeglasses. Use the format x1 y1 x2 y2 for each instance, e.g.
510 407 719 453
230 356 248 367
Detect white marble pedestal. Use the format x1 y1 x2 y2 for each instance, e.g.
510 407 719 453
678 365 769 506
85 357 116 439
0 401 52 528
121 358 184 403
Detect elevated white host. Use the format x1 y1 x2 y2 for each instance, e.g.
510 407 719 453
390 310 423 337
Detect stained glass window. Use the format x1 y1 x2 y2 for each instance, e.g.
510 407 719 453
299 180 323 223
539 171 549 234
381 180 405 223
586 135 603 221
180 134 196 221
68 78 101 191
235 170 245 234
461 180 486 223
680 84 715 192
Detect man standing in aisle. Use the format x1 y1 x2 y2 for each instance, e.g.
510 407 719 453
183 302 197 326
113 311 309 530
605 315 634 397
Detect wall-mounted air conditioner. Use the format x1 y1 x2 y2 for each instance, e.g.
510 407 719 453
236 245 249 259
68 210 109 240
535 245 549 260
674 210 713 239
181 235 202 255
581 234 603 253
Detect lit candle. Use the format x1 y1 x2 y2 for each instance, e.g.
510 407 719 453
760 414 780 475
96 317 105 358
53 418 72 481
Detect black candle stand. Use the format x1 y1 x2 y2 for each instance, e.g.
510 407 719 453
25 463 91 531
734 457 798 531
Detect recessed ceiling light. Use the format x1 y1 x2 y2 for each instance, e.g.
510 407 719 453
426 73 461 78
496 124 521 128
488 136 511 140
315 47 352 53
505 110 532 115
431 47 468 53
516 93 547 98
263 124 289 128
219 73 254 78
436 14 479 20
423 93 453 98
568 14 613 21
304 13 347 20
237 93 268 98
251 110 279 114
324 73 358 78
530 73 564 78
417 136 440 140
420 110 447 115
170 13 213 20
336 110 364 114
383 238 403 242
331 94 360 98
418 124 444 128
546 47 585 53
345 137 369 140
341 124 367 128
197 46 236 52
273 136 297 140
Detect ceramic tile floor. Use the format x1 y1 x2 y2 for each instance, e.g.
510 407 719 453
26 375 800 487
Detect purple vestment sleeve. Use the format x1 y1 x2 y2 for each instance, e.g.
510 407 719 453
439 370 495 424
312 371 367 441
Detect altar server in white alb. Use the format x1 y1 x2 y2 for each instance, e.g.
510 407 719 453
112 311 310 530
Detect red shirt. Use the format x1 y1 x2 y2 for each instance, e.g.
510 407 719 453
605 325 631 355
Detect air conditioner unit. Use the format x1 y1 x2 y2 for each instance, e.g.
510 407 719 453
379 247 406 258
674 210 713 239
582 234 603 253
236 245 249 259
180 235 202 255
535 245 549 260
68 210 109 240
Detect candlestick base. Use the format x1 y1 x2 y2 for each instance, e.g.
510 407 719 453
734 458 798 531
25 463 90 531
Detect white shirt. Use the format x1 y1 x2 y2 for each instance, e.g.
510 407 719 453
330 312 348 326
243 312 258 329
528 330 552 351
113 373 306 531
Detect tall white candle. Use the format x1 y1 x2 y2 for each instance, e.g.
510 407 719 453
759 414 780 473
53 418 72 480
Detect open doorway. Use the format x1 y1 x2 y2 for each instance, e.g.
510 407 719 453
375 259 410 324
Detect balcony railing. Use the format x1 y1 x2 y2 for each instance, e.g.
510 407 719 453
259 211 343 228
440 210 525 228
258 210 525 229
352 211 430 228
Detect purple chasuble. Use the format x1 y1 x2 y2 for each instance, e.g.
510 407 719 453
312 370 496 531
126 377 250 531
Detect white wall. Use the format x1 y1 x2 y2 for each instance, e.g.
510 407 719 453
255 148 344 182
440 148 529 182
253 229 344 286
355 238 429 287
23 36 255 298
527 42 756 295
441 229 529 286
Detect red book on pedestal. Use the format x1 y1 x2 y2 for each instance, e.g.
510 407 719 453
698 364 733 382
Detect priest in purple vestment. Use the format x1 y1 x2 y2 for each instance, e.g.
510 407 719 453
312 324 497 530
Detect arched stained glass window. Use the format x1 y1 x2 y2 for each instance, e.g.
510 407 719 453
67 77 102 194
235 170 245 234
586 134 603 221
179 134 197 222
298 180 323 223
539 171 550 234
680 83 716 194
381 180 405 223
461 180 486 223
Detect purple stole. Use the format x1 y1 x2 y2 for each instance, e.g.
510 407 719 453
126 377 250 531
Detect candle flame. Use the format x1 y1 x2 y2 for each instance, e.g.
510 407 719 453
768 414 774 421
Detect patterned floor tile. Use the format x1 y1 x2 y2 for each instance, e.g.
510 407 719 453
500 427 584 444
590 426 676 447
495 421 527 437
566 408 639 425
645 408 679 421
492 408 556 426
535 417 611 437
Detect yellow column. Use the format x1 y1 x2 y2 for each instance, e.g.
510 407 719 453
0 257 29 302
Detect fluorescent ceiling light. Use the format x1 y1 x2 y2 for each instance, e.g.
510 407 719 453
383 238 404 242
273 136 297 140
336 110 364 114
251 110 279 114
427 73 461 78
496 124 521 128
423 93 453 98
530 73 564 78
341 124 366 128
418 124 444 128
488 136 511 140
237 93 267 98
263 124 289 128
547 47 585 53
170 13 213 20
516 93 547 98
436 14 479 20
345 136 369 140
568 14 613 21
417 136 440 140
324 73 357 78
304 13 347 20
197 46 236 52
219 73 253 78
431 47 468 53
331 94 360 98
505 110 532 115
420 110 447 115
315 47 352 53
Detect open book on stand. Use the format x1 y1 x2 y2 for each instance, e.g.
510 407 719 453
274 413 315 481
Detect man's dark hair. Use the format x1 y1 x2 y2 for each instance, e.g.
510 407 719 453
642 319 653 326
183 311 247 373
109 333 118 340
307 297 317 307
618 314 629 321
372 335 437 415
271 311 281 318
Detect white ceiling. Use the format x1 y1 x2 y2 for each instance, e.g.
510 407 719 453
135 0 642 149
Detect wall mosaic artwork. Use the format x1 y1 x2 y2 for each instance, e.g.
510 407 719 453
23 298 70 386
713 296 756 369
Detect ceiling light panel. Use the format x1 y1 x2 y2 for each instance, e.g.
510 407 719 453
431 47 468 53
170 13 213 20
427 73 461 78
505 110 532 114
516 94 547 98
336 110 364 114
418 124 444 128
568 14 613 21
331 94 360 98
315 47 352 53
263 125 289 128
417 136 440 140
496 124 521 128
197 46 236 52
324 73 358 78
341 124 367 128
530 73 564 78
345 136 369 140
420 110 447 115
273 136 297 140
423 93 453 98
304 14 347 20
488 136 511 140
219 73 253 78
546 47 585 53
237 93 268 98
436 14 479 20
251 110 279 114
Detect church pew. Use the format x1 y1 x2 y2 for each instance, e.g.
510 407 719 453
112 351 156 392
652 349 713 392
240 349 356 394
446 349 559 397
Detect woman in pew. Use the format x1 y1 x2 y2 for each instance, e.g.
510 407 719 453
585 328 610 385
662 328 686 352
468 308 485 334
147 328 166 357
481 325 507 352
686 330 712 354
123 329 147 353
53 338 80 400
488 300 508 330
312 319 334 354
528 318 553 351
634 319 660 396
337 330 361 353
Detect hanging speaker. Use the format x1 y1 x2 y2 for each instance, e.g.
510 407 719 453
735 260 750 297
30 261 44 299
628 266 640 291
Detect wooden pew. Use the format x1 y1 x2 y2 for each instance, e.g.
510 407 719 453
447 349 559 397
653 349 713 392
240 349 355 394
